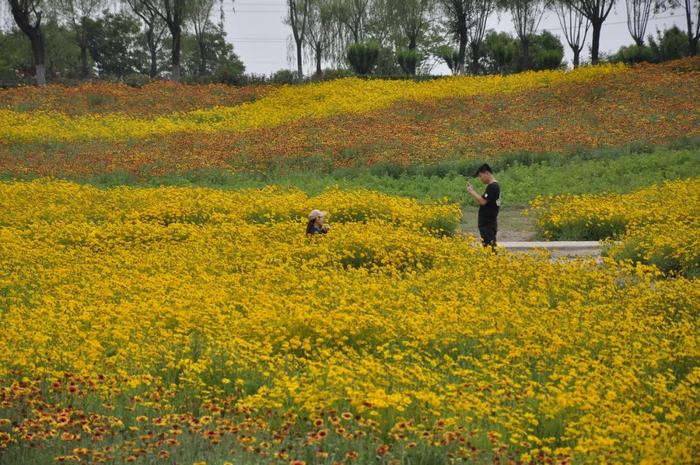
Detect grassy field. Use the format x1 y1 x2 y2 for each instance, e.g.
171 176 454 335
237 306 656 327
6 142 699 207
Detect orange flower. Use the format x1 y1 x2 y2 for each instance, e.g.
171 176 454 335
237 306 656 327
376 444 389 456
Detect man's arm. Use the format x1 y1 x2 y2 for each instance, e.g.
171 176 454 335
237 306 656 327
466 183 487 206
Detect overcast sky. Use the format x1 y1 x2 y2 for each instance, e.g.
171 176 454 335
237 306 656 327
224 0 689 75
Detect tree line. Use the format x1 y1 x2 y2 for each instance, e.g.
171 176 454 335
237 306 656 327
1 0 699 86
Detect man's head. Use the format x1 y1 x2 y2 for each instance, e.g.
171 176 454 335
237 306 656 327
474 163 494 184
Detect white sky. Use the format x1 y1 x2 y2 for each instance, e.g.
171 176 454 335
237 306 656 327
224 0 689 75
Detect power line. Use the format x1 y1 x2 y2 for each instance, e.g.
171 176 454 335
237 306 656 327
539 13 684 34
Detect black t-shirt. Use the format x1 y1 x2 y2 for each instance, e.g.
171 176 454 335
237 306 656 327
478 182 500 226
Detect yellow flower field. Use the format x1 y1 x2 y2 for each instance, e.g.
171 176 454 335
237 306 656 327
1 180 698 465
0 64 625 143
529 178 700 276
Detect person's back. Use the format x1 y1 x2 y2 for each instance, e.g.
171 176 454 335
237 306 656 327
478 180 500 228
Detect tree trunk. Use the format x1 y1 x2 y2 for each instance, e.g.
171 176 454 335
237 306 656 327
29 28 46 85
150 47 158 77
35 63 46 86
198 36 207 75
520 38 530 71
573 48 580 68
171 24 181 81
78 17 90 78
80 42 89 78
296 39 303 77
8 0 46 85
457 25 467 75
685 5 696 56
470 42 480 75
147 28 158 77
315 42 322 76
591 19 602 64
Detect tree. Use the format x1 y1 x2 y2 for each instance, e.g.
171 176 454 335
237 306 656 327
52 0 105 77
625 0 653 46
391 0 433 54
649 25 691 59
530 29 564 69
189 0 217 75
397 48 419 73
467 0 495 73
610 43 655 62
675 0 699 55
6 0 47 84
306 0 337 75
332 0 371 44
481 30 518 73
346 40 379 74
0 27 32 83
437 0 469 73
553 0 590 67
140 0 191 80
182 25 243 79
84 10 142 77
365 0 394 44
0 18 78 83
286 0 311 77
564 0 617 64
43 19 80 78
434 43 459 73
125 0 168 77
501 0 546 70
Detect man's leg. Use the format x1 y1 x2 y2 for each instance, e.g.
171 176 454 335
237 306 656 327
479 224 497 248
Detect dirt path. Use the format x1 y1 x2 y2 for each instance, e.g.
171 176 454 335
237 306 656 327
460 207 602 257
460 206 537 242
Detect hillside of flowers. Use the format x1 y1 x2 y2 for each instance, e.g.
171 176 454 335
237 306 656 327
1 59 699 179
1 180 699 465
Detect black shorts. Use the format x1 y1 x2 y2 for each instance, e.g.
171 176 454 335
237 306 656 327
479 223 497 247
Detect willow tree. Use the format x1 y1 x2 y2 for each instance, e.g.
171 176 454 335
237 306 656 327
677 0 699 55
501 0 546 70
467 0 496 74
286 0 311 77
305 0 339 75
437 0 468 73
553 0 590 67
140 0 190 80
331 0 371 44
625 0 653 46
564 0 617 64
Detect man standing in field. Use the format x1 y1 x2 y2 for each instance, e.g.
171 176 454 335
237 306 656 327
466 163 501 248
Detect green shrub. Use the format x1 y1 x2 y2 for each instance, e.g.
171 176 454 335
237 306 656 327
610 45 656 64
271 69 297 85
397 49 420 75
123 73 151 87
649 26 690 62
347 42 380 75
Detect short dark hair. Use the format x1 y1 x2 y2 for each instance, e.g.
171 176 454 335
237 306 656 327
474 163 493 177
